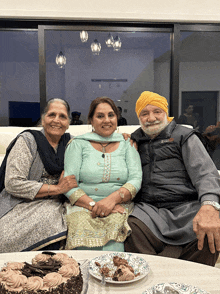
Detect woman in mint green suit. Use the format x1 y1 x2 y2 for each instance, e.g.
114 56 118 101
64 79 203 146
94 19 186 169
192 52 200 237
64 97 142 251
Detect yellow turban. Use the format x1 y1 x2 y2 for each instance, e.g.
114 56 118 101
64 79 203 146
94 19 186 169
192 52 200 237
135 91 174 122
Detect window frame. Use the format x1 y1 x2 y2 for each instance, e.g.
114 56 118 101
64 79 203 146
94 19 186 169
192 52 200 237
1 20 220 124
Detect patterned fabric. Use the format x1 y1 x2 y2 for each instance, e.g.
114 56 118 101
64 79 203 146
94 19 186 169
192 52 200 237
0 133 67 253
64 132 142 250
1 197 67 253
102 153 111 182
65 203 134 249
39 168 60 185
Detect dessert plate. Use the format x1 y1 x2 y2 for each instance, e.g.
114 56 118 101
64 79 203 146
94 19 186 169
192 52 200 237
142 282 209 294
89 252 150 284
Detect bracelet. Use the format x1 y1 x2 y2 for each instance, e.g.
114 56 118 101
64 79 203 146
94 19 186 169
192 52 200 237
48 184 50 196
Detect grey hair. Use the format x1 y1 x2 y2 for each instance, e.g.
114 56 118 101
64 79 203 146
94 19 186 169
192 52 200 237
40 98 71 125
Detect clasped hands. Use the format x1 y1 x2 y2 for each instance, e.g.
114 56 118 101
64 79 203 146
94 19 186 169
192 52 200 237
91 198 126 218
193 205 220 253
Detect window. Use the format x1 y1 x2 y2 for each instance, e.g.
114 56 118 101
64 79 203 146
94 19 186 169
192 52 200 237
0 30 40 126
179 29 220 132
42 27 171 125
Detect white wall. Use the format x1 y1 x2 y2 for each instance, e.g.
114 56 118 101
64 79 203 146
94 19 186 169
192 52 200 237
0 0 220 23
0 48 158 125
64 48 154 124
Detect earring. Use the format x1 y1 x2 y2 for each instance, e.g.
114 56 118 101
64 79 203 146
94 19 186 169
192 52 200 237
92 126 95 132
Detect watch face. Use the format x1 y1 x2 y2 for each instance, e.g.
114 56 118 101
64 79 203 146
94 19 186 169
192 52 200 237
215 203 220 210
89 201 96 207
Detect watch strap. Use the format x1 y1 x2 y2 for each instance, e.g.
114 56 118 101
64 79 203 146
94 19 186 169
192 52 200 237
201 201 220 211
89 201 96 211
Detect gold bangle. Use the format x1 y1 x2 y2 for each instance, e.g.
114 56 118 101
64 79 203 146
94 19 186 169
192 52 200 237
48 184 50 196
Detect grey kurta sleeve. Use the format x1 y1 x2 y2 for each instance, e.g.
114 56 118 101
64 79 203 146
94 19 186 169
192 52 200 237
5 136 43 200
182 134 220 203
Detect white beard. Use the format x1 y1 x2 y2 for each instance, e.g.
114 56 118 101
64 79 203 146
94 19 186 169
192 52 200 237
140 116 169 137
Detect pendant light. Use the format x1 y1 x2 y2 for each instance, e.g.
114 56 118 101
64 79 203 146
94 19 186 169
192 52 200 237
113 36 122 51
91 39 101 55
55 51 66 68
56 32 66 68
80 30 88 42
105 33 114 47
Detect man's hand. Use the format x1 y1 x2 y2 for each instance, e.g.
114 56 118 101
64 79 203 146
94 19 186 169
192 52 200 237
193 205 220 253
122 133 131 141
121 133 138 150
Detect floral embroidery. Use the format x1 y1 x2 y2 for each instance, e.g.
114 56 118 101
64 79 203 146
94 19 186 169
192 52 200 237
122 183 137 199
69 189 86 205
102 154 111 183
65 202 134 249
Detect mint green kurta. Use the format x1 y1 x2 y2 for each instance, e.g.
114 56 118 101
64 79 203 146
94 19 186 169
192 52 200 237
64 132 142 250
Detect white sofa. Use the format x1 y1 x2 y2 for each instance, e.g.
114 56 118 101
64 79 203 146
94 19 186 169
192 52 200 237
1 124 219 175
0 125 140 165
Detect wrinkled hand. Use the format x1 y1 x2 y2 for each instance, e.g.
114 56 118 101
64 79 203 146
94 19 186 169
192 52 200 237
122 133 131 141
193 205 220 253
91 197 117 218
112 204 126 214
57 171 78 194
122 133 138 150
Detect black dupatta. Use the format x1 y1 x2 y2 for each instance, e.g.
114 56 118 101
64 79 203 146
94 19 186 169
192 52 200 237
0 130 71 193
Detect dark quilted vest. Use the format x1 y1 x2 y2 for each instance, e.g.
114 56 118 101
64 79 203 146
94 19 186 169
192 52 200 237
131 120 199 209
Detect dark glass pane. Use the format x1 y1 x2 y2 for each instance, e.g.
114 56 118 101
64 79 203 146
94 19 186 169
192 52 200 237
179 31 220 133
0 31 40 126
45 30 171 125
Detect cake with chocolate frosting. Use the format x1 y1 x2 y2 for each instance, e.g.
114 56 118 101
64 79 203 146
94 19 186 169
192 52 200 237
0 252 83 293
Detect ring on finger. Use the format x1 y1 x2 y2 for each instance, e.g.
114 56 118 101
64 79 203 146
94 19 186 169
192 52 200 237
101 212 105 216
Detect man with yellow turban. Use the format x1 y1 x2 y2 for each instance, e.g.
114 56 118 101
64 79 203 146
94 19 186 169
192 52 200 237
124 91 220 267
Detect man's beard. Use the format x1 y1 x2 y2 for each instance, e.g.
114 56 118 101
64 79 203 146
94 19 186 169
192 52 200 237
140 116 169 137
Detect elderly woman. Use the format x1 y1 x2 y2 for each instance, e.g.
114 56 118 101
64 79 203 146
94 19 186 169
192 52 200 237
64 97 142 252
0 98 77 253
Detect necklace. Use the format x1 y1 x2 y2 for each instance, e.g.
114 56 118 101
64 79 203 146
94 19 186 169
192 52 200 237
99 142 112 158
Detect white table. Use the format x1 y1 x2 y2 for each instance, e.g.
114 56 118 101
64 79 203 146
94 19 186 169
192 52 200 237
0 250 219 294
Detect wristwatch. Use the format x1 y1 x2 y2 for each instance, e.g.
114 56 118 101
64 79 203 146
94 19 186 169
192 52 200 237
89 201 96 211
201 201 220 211
118 190 125 202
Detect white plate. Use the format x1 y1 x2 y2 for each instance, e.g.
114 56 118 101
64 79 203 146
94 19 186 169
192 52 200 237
142 282 209 294
89 252 150 284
